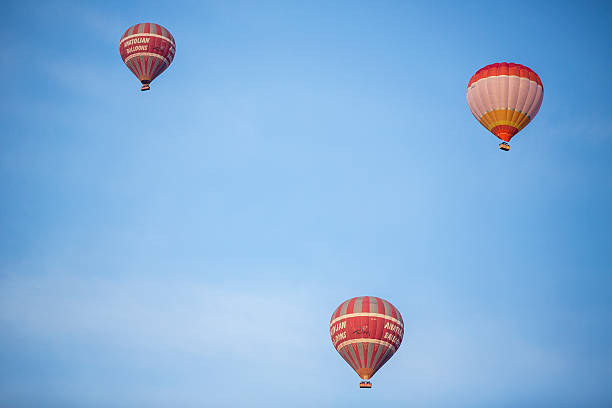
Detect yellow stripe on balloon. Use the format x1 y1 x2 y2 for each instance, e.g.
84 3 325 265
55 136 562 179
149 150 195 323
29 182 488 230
478 109 530 131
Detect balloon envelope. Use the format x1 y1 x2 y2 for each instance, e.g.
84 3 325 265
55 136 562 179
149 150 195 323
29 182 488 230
330 296 403 380
119 23 176 91
466 62 543 143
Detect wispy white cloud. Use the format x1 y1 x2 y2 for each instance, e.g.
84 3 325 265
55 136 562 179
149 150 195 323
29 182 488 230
0 271 320 363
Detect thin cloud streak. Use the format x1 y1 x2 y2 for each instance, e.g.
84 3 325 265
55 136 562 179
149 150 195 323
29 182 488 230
0 272 319 362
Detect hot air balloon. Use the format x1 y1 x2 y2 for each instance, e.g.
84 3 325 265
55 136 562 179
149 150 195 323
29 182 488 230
330 296 403 389
119 23 176 91
466 62 543 151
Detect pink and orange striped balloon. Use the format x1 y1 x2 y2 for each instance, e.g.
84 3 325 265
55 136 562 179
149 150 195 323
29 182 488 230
467 62 543 147
119 23 176 91
330 296 403 383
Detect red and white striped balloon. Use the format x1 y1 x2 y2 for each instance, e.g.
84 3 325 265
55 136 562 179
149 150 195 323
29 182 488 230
330 296 403 382
119 23 176 91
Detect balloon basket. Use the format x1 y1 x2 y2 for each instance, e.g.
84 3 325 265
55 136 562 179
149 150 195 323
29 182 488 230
360 381 372 389
499 142 510 151
141 84 151 91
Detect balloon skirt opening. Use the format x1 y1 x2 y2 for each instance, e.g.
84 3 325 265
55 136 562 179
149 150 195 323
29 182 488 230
356 368 374 380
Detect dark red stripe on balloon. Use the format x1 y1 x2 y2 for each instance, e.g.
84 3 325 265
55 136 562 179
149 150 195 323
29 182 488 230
375 297 384 314
362 296 370 313
352 344 363 368
344 345 359 371
491 125 519 142
346 298 356 315
468 62 542 88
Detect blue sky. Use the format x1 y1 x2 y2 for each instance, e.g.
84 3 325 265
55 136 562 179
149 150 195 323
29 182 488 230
1 0 611 406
